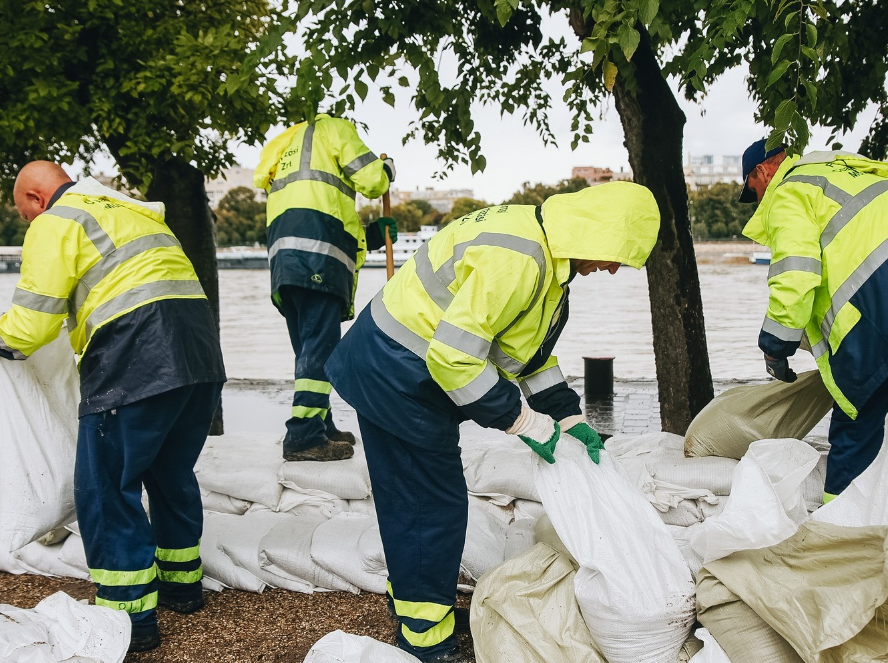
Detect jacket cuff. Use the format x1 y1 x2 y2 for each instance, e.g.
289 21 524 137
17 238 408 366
458 376 523 431
526 381 581 423
758 328 800 360
365 221 384 251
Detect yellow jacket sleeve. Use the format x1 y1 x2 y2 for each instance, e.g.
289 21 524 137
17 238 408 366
330 119 390 200
0 216 81 357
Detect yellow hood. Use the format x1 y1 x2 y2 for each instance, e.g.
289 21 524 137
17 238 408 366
253 121 309 191
540 181 660 268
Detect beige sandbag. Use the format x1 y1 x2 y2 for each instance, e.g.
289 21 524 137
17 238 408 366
703 521 888 662
470 543 604 663
685 371 833 459
697 568 803 663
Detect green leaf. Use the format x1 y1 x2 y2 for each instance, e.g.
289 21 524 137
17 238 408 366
774 98 797 131
765 128 786 153
772 34 793 64
638 0 659 25
806 22 817 47
784 10 798 29
398 76 409 87
618 26 641 61
355 78 368 101
767 59 792 88
603 60 618 91
811 1 829 20
790 110 810 149
382 89 395 107
580 37 596 54
800 45 818 63
495 0 517 26
801 78 818 110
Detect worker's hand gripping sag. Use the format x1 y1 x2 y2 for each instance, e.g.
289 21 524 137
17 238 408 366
764 354 797 383
382 157 396 182
376 217 398 243
506 406 560 464
563 421 605 464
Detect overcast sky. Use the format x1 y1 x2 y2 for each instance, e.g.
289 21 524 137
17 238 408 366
90 11 878 204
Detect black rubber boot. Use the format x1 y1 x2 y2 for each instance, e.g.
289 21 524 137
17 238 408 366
327 428 357 445
128 625 160 653
158 594 204 614
283 439 354 461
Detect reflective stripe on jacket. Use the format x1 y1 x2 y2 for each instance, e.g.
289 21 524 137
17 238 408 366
255 115 389 319
371 182 660 425
743 151 888 417
0 178 206 361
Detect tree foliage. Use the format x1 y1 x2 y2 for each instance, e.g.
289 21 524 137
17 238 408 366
215 187 267 246
441 197 490 224
0 0 291 194
503 177 589 205
0 204 27 246
687 183 750 240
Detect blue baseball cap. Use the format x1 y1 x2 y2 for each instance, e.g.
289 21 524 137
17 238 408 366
738 139 786 203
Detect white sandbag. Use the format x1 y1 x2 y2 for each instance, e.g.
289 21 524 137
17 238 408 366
202 576 225 592
535 436 695 663
691 439 820 564
212 511 313 593
503 518 536 560
659 497 726 527
513 499 545 521
0 591 130 663
195 432 283 510
460 498 508 583
278 487 347 519
688 628 733 663
278 445 371 500
461 438 539 502
347 497 377 517
201 489 251 515
311 513 387 593
0 334 79 572
12 541 90 581
801 451 828 513
357 524 387 577
814 436 888 527
200 513 266 593
36 528 71 547
684 371 833 459
666 524 704 579
304 630 421 663
58 533 89 578
259 515 359 593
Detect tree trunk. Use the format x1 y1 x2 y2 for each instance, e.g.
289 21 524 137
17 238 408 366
145 156 225 435
612 27 714 433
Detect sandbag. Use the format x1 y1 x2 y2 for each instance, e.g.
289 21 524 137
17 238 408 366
503 518 536 560
696 568 802 663
195 432 283 510
471 543 606 663
0 591 130 663
277 487 347 519
357 523 387 577
12 540 90 581
0 333 79 572
201 489 252 515
57 533 89 578
278 445 371 500
688 628 734 663
535 435 695 663
704 521 888 663
460 498 508 584
201 513 266 592
813 438 888 527
311 513 387 593
691 439 819 564
259 515 359 593
461 438 539 502
304 630 420 662
212 511 313 593
684 371 832 459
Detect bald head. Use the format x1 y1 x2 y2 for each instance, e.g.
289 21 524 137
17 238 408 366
14 161 72 222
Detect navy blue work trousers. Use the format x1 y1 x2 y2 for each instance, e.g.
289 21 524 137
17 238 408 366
75 381 223 637
279 286 343 451
358 413 466 660
826 375 888 494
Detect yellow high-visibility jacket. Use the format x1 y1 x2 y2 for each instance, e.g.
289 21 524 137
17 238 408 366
743 151 888 417
328 182 660 440
255 115 390 320
0 178 225 414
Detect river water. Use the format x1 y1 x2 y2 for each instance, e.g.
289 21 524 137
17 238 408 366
0 259 817 382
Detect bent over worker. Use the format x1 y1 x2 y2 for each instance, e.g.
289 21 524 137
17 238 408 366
254 114 396 462
0 162 226 653
326 182 660 662
739 139 888 502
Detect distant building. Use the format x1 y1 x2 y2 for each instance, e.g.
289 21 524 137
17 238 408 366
206 166 266 209
572 166 613 185
94 173 140 197
684 154 742 189
611 167 633 182
358 187 475 214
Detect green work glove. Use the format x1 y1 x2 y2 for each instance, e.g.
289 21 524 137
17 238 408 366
565 422 605 464
507 407 560 464
376 216 398 243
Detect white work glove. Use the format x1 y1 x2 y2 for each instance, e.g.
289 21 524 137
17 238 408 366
506 406 560 464
382 157 396 182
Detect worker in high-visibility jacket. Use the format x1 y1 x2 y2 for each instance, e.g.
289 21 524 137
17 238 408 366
739 139 888 503
0 162 226 653
255 115 396 462
326 182 660 662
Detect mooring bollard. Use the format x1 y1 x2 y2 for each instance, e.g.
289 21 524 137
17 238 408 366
583 356 614 400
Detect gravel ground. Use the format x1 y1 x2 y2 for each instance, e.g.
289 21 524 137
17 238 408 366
0 573 477 662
